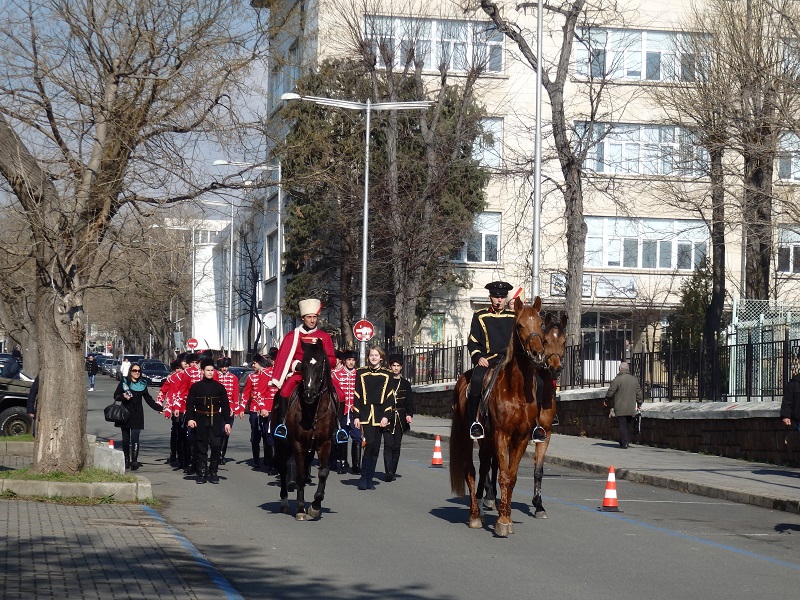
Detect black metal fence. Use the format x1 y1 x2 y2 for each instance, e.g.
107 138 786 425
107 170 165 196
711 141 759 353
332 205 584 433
382 333 800 401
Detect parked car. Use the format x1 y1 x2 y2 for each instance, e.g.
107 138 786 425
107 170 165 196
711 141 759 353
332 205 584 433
107 359 120 379
94 355 110 374
0 354 22 379
229 366 254 392
139 360 170 386
0 376 33 436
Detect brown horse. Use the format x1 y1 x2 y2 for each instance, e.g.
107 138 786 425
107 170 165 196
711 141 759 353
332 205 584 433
449 296 546 537
276 341 338 520
530 312 568 518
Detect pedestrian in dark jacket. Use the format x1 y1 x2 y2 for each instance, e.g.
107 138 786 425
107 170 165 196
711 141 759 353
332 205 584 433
604 362 643 449
382 354 414 482
113 364 162 470
781 367 800 429
86 355 99 391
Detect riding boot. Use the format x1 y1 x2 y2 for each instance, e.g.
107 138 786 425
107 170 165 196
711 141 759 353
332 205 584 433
130 442 141 470
208 455 220 484
350 442 362 475
467 392 484 439
196 454 208 484
264 444 277 475
122 443 131 470
337 444 348 474
251 442 261 469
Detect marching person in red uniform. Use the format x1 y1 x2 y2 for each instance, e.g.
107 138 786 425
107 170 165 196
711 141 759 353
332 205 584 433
332 349 361 474
242 352 278 471
216 357 239 464
269 298 340 426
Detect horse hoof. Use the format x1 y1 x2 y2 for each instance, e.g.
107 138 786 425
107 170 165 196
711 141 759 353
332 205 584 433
307 506 320 519
280 501 290 515
495 521 511 538
534 510 548 519
295 512 309 521
483 499 495 511
468 517 483 529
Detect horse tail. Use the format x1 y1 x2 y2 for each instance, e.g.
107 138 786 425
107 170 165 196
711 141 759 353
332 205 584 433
449 375 471 497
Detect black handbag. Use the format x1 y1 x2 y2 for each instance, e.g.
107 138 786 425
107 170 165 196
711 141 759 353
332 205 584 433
104 399 130 423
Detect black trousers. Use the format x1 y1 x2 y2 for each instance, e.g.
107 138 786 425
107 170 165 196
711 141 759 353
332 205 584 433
382 422 403 475
193 424 223 474
616 415 633 448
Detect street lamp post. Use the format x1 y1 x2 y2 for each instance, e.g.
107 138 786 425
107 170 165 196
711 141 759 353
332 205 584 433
281 92 433 363
213 160 283 352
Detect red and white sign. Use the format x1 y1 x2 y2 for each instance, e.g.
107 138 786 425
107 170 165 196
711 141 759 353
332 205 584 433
353 320 375 342
187 338 199 349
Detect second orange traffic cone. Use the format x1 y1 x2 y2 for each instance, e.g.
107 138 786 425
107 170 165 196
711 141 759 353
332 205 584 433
430 435 443 468
598 466 621 512
108 439 114 450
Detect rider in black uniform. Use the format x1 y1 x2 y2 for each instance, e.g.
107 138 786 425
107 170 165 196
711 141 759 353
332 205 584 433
467 281 515 440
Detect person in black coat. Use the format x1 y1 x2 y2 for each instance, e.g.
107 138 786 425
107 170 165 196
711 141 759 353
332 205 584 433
781 365 800 430
186 357 232 484
382 354 414 482
113 364 162 470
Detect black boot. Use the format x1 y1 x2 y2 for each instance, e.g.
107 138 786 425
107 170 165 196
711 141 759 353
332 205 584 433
467 392 484 440
337 444 347 475
130 442 141 470
122 443 131 470
360 456 377 490
350 442 362 475
220 435 230 464
251 442 261 469
264 444 277 475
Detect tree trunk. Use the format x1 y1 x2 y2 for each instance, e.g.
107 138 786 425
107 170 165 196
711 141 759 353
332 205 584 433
704 146 726 340
742 153 773 300
31 282 88 474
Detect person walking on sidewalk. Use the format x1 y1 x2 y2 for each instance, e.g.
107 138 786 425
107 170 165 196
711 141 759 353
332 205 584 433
382 354 414 482
113 364 163 470
781 360 800 432
352 347 395 490
86 355 99 391
604 362 643 449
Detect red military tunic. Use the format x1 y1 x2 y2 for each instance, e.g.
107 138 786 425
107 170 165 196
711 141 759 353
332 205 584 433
270 326 338 397
332 364 357 423
161 369 190 417
242 368 276 414
217 371 240 416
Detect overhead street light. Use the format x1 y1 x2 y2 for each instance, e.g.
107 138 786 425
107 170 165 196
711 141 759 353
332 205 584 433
281 92 434 363
213 159 283 353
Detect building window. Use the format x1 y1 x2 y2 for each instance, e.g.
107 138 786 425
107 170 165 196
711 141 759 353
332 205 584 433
584 216 708 271
582 122 707 177
267 231 278 279
194 229 219 245
576 28 697 83
365 15 504 74
777 227 800 272
430 313 445 343
452 211 500 263
473 117 503 168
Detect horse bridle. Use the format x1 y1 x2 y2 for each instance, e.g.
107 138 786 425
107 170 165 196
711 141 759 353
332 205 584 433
516 327 545 363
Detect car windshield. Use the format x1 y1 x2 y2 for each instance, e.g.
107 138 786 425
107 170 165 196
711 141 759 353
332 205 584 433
140 362 169 373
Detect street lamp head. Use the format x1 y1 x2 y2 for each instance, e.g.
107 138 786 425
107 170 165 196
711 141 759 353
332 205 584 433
281 92 302 102
213 159 232 166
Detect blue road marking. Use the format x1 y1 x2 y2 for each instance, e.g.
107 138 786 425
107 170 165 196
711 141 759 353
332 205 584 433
141 505 245 599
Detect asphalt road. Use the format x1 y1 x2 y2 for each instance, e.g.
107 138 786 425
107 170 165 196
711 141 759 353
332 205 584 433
86 375 800 600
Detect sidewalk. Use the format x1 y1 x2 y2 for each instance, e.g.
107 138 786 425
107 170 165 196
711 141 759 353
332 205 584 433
408 415 800 514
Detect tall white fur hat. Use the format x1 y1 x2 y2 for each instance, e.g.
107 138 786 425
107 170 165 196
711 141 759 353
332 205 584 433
298 298 322 317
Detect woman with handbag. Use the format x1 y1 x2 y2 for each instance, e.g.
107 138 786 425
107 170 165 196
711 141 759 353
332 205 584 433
113 363 163 470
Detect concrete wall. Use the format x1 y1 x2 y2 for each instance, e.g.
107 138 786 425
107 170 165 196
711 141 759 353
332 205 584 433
412 384 800 467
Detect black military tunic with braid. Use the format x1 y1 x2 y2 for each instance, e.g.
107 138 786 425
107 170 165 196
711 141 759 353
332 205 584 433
186 378 232 475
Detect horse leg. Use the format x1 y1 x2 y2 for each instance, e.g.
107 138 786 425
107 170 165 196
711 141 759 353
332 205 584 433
293 444 309 520
532 431 551 518
481 454 498 512
308 440 331 520
502 437 529 535
275 441 290 514
494 432 514 538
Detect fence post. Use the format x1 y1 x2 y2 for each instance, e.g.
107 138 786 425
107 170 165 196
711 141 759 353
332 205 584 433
667 336 674 400
745 330 753 402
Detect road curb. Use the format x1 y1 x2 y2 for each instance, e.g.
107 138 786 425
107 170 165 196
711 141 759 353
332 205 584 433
0 474 153 501
406 430 800 514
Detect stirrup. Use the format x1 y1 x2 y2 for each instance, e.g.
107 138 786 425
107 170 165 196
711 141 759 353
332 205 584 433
531 425 547 443
469 421 485 440
552 413 560 426
274 422 288 440
335 428 349 444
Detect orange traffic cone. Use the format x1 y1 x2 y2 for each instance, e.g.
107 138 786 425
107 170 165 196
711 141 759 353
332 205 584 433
108 439 114 450
430 435 443 468
598 466 621 512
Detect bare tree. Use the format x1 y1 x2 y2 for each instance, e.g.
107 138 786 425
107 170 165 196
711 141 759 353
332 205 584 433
0 0 268 472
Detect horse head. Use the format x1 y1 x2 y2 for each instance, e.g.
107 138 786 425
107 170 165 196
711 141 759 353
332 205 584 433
512 296 545 367
300 341 330 404
542 313 568 378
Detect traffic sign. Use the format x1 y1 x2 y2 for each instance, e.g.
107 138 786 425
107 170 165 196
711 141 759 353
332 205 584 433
353 320 375 342
187 338 198 349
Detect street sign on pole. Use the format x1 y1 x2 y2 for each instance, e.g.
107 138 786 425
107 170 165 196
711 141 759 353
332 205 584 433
353 320 375 342
187 337 199 350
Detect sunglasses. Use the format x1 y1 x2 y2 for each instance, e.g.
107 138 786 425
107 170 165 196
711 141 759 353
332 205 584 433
131 369 141 373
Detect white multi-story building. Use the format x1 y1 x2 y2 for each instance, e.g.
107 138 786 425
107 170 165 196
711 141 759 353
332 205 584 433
213 0 800 354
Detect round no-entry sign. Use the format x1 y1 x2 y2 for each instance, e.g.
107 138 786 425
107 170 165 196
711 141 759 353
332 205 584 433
353 320 375 342
187 338 199 349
